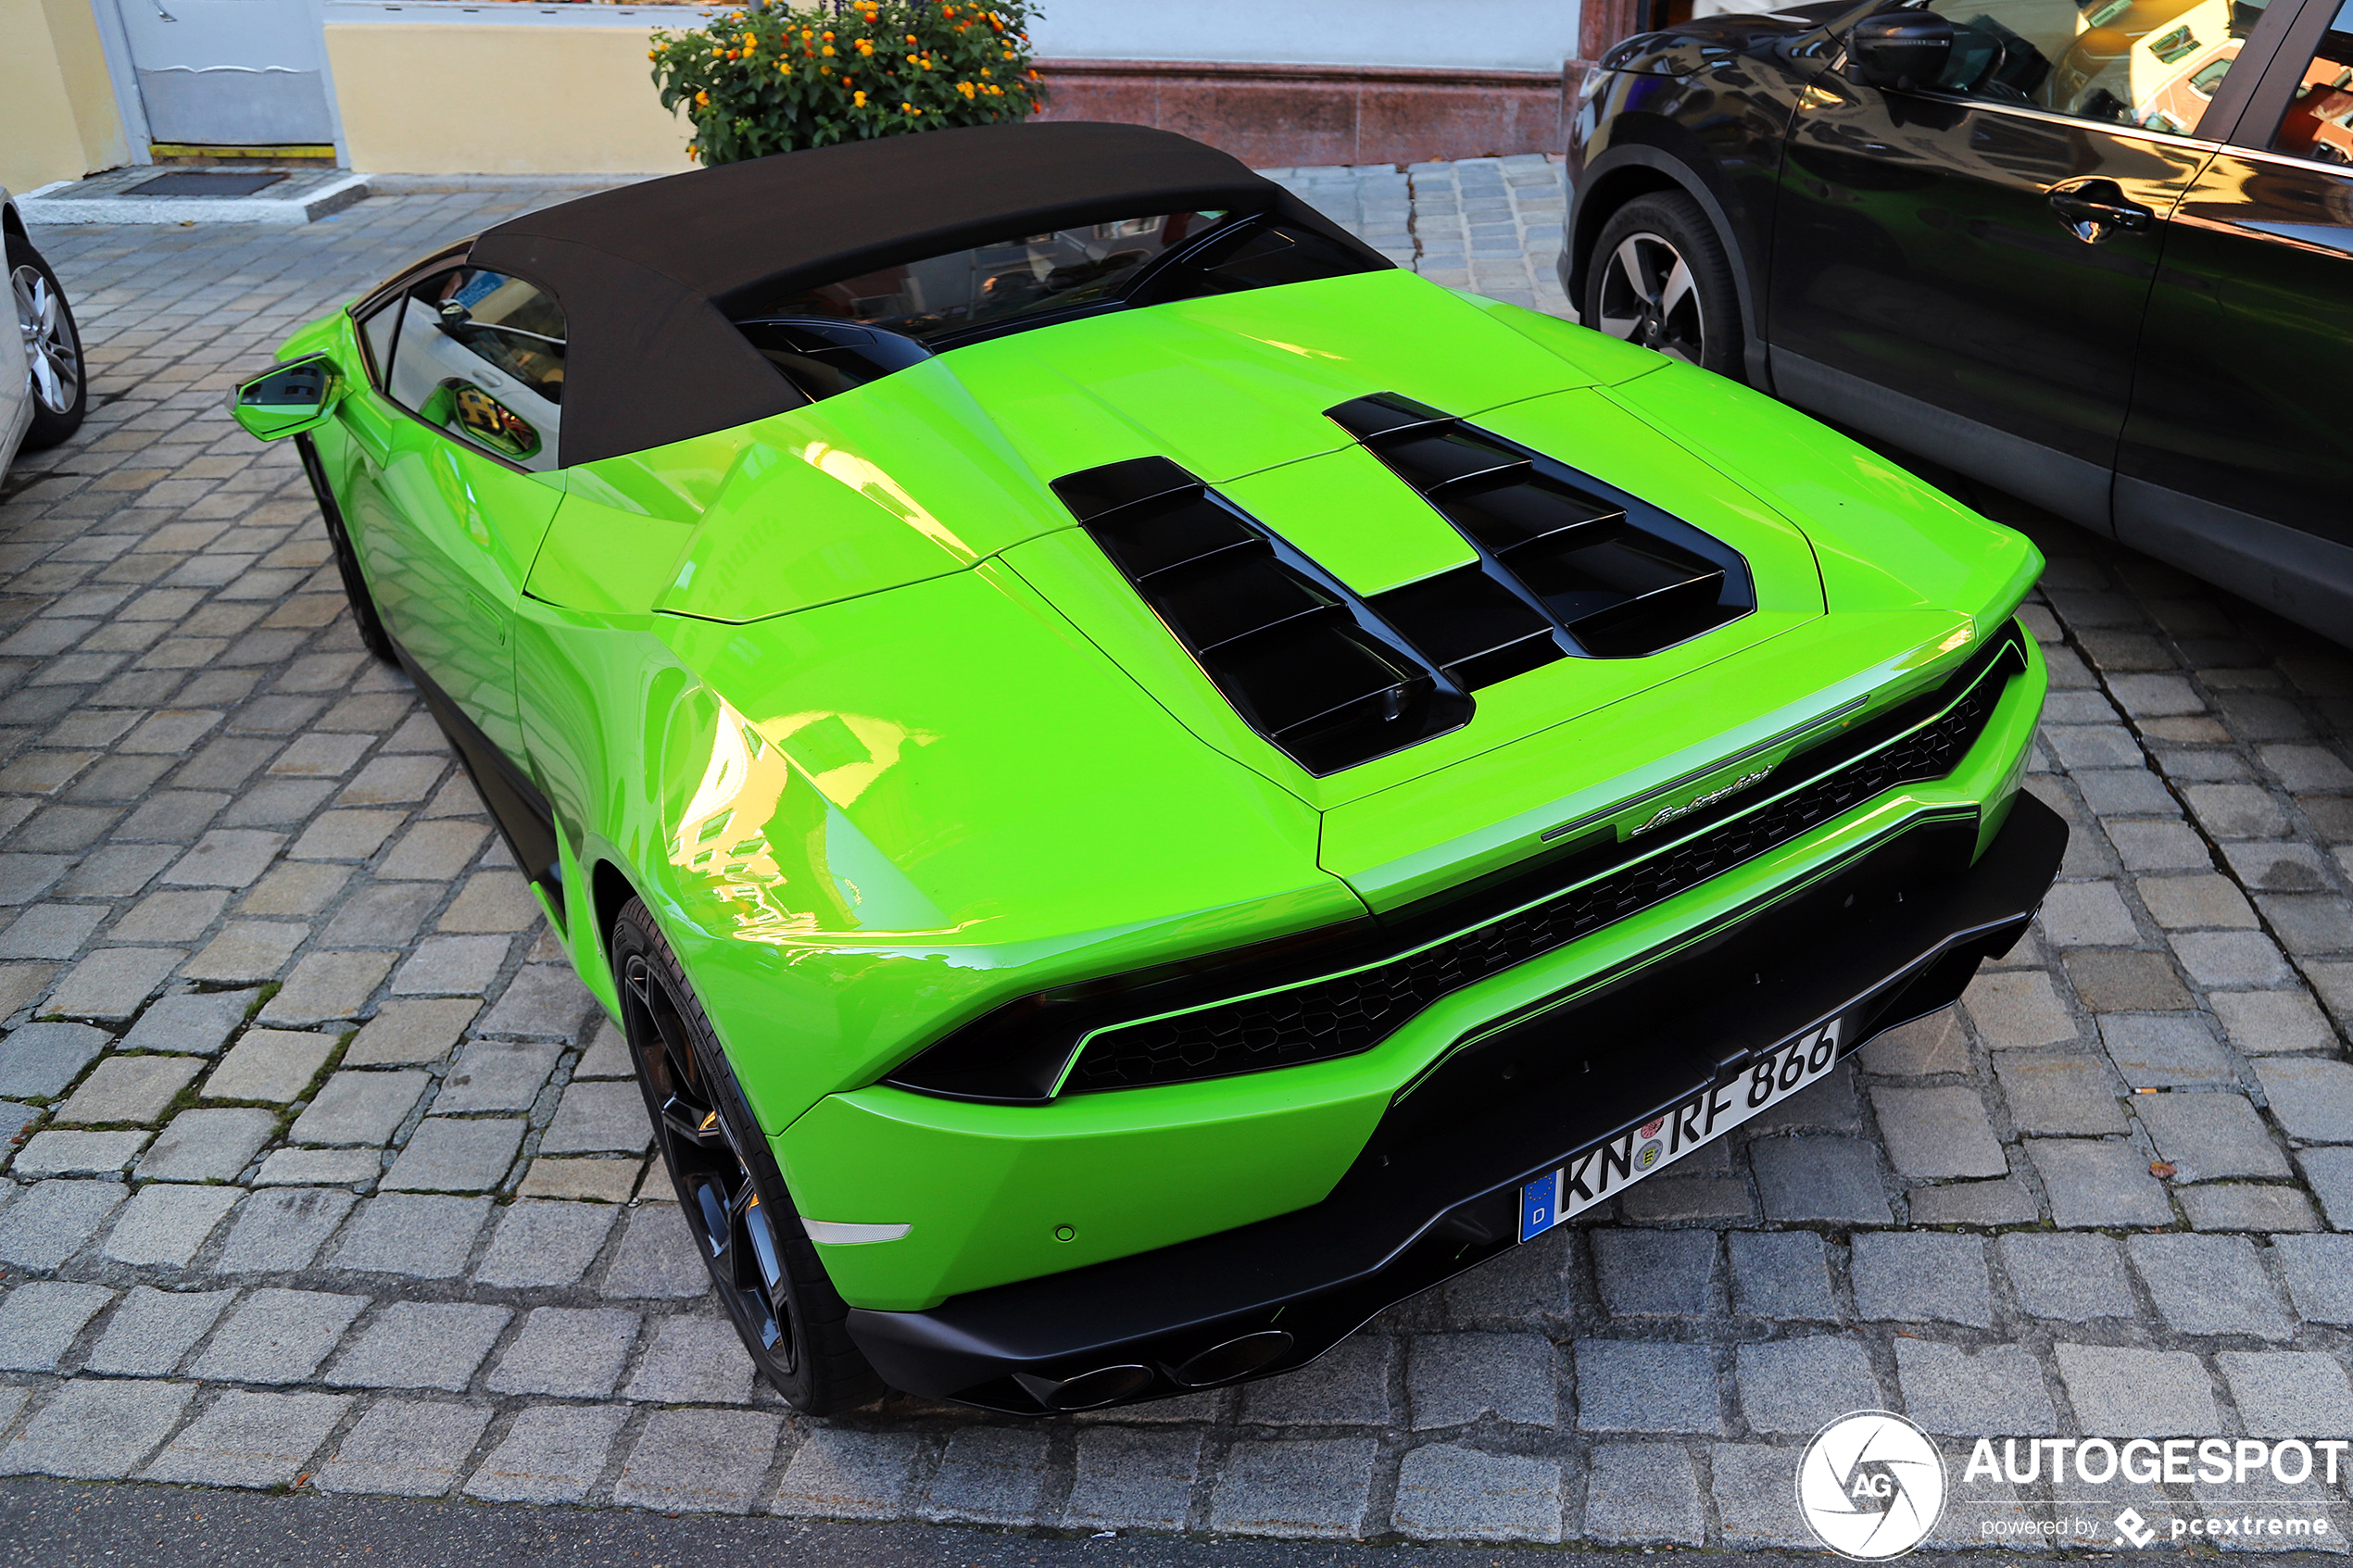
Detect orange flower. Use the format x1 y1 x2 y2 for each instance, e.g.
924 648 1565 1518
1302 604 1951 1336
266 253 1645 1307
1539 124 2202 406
686 144 699 160
854 89 867 106
956 79 975 97
821 43 834 54
695 89 710 105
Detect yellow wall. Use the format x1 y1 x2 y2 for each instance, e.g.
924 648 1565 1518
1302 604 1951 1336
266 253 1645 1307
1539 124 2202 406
325 23 697 175
0 0 129 193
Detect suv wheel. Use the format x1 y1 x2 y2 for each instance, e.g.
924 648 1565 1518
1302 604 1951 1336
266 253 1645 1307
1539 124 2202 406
1585 192 1746 382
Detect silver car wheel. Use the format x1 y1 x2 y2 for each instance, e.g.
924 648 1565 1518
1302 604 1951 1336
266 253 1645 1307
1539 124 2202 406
1594 232 1705 366
12 262 80 417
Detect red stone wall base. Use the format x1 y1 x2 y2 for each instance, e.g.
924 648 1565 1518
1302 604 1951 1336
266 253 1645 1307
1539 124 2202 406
1033 58 1578 168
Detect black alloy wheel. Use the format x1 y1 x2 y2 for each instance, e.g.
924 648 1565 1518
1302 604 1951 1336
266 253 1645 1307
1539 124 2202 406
8 232 85 449
1585 191 1746 383
610 897 884 1415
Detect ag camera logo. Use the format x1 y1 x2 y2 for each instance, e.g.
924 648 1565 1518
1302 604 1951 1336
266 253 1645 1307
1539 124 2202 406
1797 1411 1947 1560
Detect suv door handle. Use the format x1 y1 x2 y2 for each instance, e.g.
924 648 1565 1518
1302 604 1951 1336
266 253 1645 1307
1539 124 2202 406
2047 177 2155 240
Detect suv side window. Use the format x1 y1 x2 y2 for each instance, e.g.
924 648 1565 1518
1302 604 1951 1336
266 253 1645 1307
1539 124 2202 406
1919 0 2269 132
382 267 566 470
2272 0 2353 161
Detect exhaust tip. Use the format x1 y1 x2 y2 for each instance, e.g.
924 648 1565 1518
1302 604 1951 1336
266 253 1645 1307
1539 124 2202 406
1171 1329 1294 1387
1044 1362 1154 1411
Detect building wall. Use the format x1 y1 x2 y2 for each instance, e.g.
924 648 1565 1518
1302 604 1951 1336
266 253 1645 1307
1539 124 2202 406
0 0 130 194
1036 61 1566 168
1029 0 1582 73
321 17 698 176
1028 0 1580 163
82 0 1587 179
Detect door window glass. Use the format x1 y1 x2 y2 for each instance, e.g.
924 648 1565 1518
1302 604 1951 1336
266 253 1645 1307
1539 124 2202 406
357 297 400 383
382 267 565 470
2272 0 2353 162
1917 0 2268 132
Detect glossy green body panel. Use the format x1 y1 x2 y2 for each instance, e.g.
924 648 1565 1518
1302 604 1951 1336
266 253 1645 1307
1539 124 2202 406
789 632 2049 1310
516 562 1357 1143
267 258 2051 1316
640 274 1675 627
1220 445 1477 598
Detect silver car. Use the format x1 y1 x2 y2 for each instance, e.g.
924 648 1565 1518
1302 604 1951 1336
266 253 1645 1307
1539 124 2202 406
2 188 85 483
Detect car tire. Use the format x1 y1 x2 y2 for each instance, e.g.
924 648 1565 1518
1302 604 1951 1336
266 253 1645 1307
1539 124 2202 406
1584 191 1746 383
7 232 86 450
611 897 887 1416
294 434 399 665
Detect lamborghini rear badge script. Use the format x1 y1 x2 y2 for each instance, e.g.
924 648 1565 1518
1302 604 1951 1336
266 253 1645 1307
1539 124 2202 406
1630 765 1774 835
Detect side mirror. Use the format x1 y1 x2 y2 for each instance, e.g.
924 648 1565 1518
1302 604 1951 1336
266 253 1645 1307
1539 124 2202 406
1846 9 1955 91
231 353 344 441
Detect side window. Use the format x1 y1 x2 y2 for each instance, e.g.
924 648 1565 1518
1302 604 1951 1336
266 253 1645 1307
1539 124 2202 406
1918 0 2270 132
2272 0 2353 162
383 267 565 471
357 297 401 383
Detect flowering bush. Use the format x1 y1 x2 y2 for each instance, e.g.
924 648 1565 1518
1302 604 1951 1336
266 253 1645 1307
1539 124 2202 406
649 0 1046 166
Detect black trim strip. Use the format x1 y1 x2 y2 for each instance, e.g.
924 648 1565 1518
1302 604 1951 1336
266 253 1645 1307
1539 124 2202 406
392 636 567 923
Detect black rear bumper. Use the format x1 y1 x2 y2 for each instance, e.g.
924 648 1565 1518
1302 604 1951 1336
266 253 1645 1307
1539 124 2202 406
845 792 2067 1415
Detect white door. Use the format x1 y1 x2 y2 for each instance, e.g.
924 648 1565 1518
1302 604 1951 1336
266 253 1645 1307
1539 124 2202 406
114 0 336 145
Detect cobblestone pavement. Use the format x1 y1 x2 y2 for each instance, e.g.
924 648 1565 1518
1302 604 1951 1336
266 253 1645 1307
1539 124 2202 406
0 161 2346 1550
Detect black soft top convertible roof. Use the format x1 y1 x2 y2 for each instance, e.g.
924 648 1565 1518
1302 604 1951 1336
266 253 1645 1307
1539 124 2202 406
464 121 1376 467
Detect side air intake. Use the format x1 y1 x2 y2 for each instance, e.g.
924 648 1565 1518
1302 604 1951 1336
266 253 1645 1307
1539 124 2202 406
1328 394 1755 658
1051 458 1472 776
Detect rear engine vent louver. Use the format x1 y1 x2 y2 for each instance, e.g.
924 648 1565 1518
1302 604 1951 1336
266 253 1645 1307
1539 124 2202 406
1327 394 1754 659
1051 458 1472 776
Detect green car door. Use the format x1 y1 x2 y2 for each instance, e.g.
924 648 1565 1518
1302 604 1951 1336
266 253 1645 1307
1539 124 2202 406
338 263 568 759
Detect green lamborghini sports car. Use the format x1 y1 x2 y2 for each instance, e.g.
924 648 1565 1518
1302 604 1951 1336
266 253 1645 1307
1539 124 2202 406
233 122 2063 1416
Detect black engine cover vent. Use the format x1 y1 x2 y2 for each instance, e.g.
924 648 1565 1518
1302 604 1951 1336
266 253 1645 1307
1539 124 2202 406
1327 394 1755 659
1051 457 1474 776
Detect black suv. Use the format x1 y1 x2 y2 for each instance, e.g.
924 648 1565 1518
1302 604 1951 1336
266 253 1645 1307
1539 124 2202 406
1564 0 2353 645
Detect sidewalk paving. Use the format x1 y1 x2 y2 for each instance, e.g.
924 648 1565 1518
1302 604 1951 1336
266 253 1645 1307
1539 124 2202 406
0 163 2344 1549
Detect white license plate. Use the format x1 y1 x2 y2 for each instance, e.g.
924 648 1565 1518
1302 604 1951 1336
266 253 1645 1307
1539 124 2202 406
1518 1014 1848 1242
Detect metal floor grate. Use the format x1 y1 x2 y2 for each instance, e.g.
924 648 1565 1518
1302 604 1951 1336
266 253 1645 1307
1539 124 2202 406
123 171 288 198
